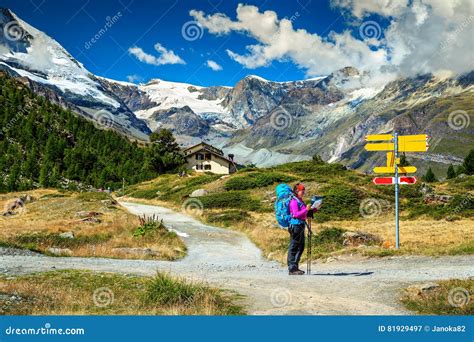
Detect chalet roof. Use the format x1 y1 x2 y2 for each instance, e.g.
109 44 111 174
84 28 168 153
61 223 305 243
182 142 223 156
182 142 235 163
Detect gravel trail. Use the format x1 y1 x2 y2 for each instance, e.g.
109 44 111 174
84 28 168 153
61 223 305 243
1 201 472 315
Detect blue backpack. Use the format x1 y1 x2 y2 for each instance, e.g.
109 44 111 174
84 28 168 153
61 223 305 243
274 184 295 229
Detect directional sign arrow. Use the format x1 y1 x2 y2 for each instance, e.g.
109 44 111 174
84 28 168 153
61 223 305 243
372 176 417 185
365 134 393 142
398 134 428 143
373 166 417 174
365 141 428 152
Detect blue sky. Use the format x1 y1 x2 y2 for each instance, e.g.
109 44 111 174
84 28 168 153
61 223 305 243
3 0 359 86
3 1 471 86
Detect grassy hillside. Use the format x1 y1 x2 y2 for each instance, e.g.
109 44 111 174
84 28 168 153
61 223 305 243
122 159 474 262
0 189 186 260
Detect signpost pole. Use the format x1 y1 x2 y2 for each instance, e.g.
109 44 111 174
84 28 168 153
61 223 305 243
394 132 400 250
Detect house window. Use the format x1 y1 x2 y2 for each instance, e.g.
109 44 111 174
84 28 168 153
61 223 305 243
205 153 212 160
195 153 204 160
196 164 203 170
204 164 211 170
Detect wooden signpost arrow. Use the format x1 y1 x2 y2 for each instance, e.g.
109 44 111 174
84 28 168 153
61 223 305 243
364 133 429 249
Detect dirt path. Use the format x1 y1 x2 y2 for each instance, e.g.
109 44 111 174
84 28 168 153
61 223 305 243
1 201 473 315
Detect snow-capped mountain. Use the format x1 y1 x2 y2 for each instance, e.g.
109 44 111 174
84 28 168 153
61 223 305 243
1 8 472 173
0 8 150 139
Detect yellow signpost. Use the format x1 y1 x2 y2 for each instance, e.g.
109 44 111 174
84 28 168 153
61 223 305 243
364 133 429 249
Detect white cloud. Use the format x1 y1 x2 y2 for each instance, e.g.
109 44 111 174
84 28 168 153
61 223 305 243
190 4 387 77
126 74 142 83
128 43 185 66
206 59 223 71
190 2 474 83
330 0 409 18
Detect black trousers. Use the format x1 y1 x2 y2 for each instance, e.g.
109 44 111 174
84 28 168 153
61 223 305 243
287 223 305 272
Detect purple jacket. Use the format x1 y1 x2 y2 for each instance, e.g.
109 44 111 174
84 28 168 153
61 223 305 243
289 198 307 224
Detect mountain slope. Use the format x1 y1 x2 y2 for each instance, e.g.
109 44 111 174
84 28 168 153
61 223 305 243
0 8 150 140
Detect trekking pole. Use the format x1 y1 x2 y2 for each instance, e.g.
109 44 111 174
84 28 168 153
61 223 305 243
307 218 312 275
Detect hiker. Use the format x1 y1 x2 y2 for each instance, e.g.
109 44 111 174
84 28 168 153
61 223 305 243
287 183 313 275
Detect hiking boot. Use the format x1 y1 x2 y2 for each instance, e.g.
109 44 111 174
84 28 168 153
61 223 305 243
297 269 306 274
289 270 305 275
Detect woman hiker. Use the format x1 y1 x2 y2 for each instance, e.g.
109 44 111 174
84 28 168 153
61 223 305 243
288 183 313 275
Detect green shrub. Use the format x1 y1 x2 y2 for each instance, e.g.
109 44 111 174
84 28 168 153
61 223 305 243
128 188 161 199
206 210 250 226
309 227 347 256
313 227 346 245
77 192 110 201
199 191 261 211
224 172 295 190
143 273 207 306
315 185 361 222
133 215 168 237
7 232 111 251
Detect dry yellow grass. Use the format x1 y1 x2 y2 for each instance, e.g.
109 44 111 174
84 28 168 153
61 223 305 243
0 270 243 315
0 190 186 260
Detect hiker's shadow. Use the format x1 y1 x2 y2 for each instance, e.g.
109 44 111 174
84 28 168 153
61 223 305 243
311 271 374 277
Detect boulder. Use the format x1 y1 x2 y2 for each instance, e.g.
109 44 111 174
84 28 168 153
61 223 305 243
47 247 72 256
59 231 75 239
190 189 208 197
423 194 453 204
19 194 35 203
80 217 101 223
406 283 440 297
112 247 158 257
75 211 103 218
343 231 381 247
2 210 15 217
4 198 24 211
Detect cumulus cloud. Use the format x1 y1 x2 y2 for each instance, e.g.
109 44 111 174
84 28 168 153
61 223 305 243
128 43 185 66
126 74 143 83
206 59 223 71
190 4 387 77
190 2 473 82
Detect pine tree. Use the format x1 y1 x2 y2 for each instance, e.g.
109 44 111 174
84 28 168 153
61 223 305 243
7 163 20 192
446 165 456 179
463 149 474 175
399 153 408 167
422 167 437 183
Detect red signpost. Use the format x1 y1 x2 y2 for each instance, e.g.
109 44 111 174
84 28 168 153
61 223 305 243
372 176 417 185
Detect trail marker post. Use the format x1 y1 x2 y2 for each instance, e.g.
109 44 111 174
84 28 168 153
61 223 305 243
364 133 429 249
